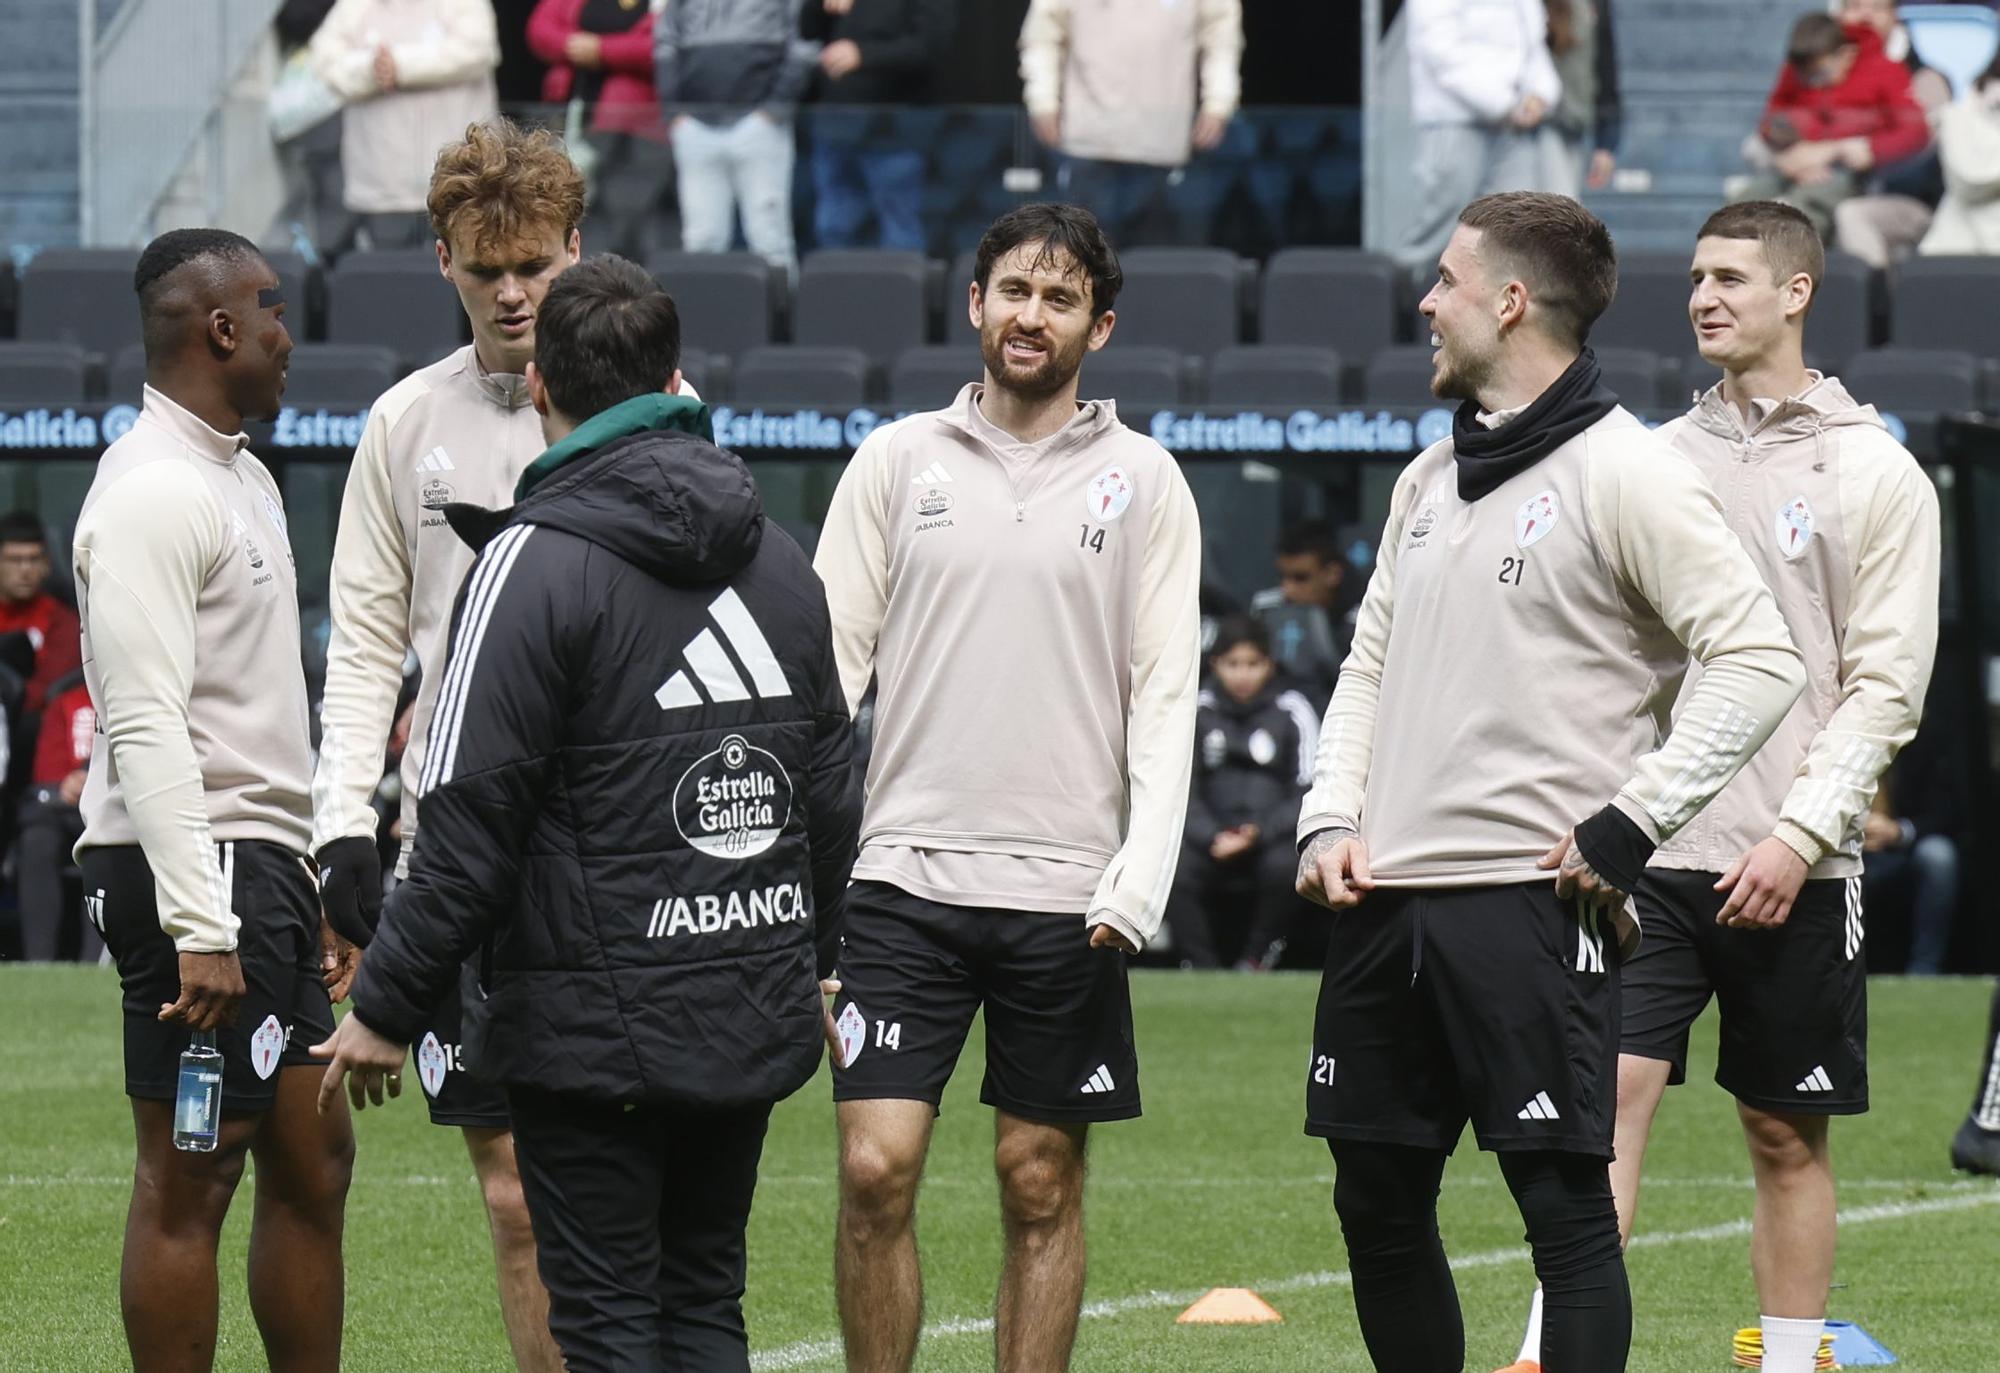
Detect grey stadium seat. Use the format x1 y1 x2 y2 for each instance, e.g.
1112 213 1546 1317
1206 345 1343 407
1076 346 1186 410
17 249 141 359
675 348 728 404
0 342 90 403
732 346 870 409
107 345 149 405
648 251 779 363
889 346 982 410
325 250 464 364
793 251 929 365
1364 345 1445 406
1113 247 1243 359
279 343 401 409
1841 346 1979 413
1593 347 1667 411
1889 256 2000 355
1259 249 1401 355
947 249 985 347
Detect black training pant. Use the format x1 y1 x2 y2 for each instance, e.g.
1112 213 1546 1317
1328 1141 1631 1373
509 1088 773 1373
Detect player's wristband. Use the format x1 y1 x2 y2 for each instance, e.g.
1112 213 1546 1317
1572 804 1655 895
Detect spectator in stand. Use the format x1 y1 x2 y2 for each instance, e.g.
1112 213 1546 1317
527 0 667 258
1829 0 1952 267
1542 0 1622 197
801 0 955 252
1019 0 1243 247
1398 0 1560 273
1862 729 1961 975
1920 51 2000 254
1166 617 1321 971
1737 12 1928 241
0 512 81 715
16 672 96 964
1248 519 1358 708
656 0 819 279
310 0 501 250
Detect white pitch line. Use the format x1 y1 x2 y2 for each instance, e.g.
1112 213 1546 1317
745 1187 2000 1372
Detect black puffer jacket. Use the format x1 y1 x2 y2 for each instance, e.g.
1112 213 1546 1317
352 395 858 1109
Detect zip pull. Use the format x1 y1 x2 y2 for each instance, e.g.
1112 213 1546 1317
1015 500 1025 523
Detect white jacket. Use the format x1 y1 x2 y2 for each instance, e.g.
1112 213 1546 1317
310 0 499 213
1921 92 2000 256
1407 0 1561 129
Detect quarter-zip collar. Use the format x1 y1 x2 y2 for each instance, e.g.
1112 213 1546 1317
464 345 535 412
1688 371 1886 449
139 384 249 467
937 382 1122 522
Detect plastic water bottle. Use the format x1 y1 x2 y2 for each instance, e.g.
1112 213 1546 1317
173 1031 223 1153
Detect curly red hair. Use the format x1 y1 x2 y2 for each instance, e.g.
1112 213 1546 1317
426 118 586 254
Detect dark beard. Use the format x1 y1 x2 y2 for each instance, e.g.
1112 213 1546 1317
981 325 1089 401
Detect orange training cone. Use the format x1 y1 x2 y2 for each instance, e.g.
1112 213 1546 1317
1177 1288 1284 1324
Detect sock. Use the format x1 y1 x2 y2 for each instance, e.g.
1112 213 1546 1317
1760 1315 1824 1373
1516 1285 1545 1364
1974 981 2000 1131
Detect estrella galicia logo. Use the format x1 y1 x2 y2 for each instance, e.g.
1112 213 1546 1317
420 478 456 511
914 488 952 517
1416 408 1454 448
674 734 793 859
103 405 140 443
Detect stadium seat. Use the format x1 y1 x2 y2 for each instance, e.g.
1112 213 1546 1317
1594 347 1668 411
279 344 401 410
947 249 984 347
1077 346 1187 410
324 250 464 365
675 347 728 404
1811 252 1875 373
732 345 870 409
1363 345 1445 406
106 344 147 404
1258 249 1401 358
0 341 90 403
16 249 141 359
1842 346 1980 413
1588 253 1698 359
1902 4 2000 96
1889 256 2000 355
889 346 981 410
648 251 780 362
793 251 929 365
1205 345 1343 406
1113 247 1243 359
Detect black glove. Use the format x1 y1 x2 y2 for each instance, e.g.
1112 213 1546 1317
317 835 384 947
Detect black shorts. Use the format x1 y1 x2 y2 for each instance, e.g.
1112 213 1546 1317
412 962 511 1130
1306 883 1621 1158
1622 868 1868 1115
829 881 1140 1123
382 874 512 1130
86 840 336 1113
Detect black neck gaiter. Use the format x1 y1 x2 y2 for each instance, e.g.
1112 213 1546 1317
1450 349 1621 502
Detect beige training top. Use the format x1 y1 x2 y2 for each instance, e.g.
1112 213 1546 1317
1651 376 1940 878
75 386 315 952
1296 406 1806 955
813 384 1203 951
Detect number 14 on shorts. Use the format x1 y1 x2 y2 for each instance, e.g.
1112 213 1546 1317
834 1003 902 1066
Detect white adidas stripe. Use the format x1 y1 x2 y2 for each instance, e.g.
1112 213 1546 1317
684 628 751 702
1976 1032 2000 1131
1081 1065 1115 1094
422 526 534 792
655 672 701 710
1516 1091 1560 1121
710 588 790 698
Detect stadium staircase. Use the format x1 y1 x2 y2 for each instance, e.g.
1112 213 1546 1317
1587 0 1801 254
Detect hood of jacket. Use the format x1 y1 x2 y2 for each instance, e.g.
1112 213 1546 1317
446 392 764 587
932 382 1126 461
1685 372 1889 449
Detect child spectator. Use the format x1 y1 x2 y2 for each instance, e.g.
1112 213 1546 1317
15 672 97 962
1165 617 1320 970
1739 12 1928 239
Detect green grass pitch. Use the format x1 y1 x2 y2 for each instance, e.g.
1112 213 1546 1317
3 966 1996 1371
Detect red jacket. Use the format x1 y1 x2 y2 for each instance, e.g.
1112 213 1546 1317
1762 23 1929 168
0 593 80 713
33 679 93 787
527 0 665 141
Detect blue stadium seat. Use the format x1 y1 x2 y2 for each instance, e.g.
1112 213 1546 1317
1903 4 2000 96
